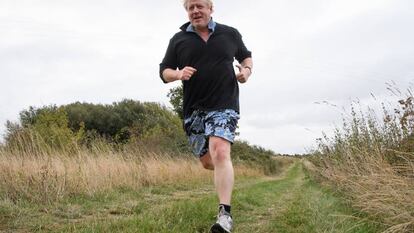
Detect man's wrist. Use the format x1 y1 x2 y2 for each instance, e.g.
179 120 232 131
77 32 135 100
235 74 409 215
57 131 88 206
176 70 182 81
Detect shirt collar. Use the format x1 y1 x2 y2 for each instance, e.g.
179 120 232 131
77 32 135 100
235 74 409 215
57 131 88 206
186 18 216 33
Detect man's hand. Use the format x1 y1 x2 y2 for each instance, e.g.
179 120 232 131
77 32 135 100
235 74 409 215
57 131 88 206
177 66 197 81
235 64 251 83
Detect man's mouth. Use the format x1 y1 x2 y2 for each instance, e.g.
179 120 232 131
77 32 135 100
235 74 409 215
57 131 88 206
192 16 202 20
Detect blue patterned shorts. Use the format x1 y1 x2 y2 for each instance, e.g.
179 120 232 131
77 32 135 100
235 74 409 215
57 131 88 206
184 109 240 157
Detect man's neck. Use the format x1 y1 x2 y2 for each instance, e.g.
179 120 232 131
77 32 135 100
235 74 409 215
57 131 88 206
194 26 209 34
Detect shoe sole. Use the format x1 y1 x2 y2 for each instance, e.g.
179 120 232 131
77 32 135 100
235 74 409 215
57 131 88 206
210 223 230 233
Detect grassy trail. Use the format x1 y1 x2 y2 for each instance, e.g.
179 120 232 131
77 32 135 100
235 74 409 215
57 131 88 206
1 162 382 233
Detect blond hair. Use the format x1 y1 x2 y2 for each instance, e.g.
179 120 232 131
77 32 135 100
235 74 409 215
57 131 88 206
183 0 213 9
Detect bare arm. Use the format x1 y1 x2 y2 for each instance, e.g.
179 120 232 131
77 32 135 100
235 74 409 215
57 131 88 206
162 66 197 83
236 57 253 83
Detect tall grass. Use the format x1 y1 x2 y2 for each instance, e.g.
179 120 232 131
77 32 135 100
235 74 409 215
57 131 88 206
0 132 264 205
308 86 414 233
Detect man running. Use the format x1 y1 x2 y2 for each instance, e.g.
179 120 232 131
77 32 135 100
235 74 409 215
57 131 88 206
159 0 252 232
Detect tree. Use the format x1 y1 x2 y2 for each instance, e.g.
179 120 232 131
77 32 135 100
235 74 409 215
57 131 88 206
167 84 184 120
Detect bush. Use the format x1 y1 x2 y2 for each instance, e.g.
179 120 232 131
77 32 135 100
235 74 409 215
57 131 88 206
5 106 77 155
232 140 282 175
2 99 287 174
4 100 190 155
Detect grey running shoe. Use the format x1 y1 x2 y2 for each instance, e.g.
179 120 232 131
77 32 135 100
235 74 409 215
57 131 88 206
210 207 233 233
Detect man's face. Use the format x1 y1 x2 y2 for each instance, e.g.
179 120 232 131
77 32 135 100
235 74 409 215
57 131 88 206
186 0 213 30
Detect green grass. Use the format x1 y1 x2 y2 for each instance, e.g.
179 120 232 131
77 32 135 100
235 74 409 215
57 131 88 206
0 163 383 232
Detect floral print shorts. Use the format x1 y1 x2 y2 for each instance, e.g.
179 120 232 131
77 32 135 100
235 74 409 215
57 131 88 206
184 109 240 157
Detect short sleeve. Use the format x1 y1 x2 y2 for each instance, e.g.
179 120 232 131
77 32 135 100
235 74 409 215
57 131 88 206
234 29 252 63
159 36 178 83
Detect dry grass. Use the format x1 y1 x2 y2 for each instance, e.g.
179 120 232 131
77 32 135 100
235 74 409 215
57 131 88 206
308 88 414 233
0 127 267 205
307 152 414 233
0 150 264 204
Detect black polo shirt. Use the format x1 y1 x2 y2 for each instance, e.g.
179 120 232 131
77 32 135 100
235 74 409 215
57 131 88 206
159 22 252 118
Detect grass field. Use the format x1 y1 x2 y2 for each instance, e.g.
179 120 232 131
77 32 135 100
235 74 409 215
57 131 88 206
0 161 383 233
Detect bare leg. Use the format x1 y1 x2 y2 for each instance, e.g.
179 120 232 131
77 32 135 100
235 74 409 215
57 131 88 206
200 152 214 170
209 136 234 205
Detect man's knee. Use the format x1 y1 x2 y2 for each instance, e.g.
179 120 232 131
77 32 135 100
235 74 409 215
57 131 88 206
201 160 214 170
200 153 214 170
209 137 231 164
213 147 230 163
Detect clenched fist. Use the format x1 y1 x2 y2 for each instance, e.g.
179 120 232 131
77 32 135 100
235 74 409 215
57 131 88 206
177 66 197 81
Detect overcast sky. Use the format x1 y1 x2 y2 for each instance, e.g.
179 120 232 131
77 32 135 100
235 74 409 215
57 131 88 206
1 0 413 154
